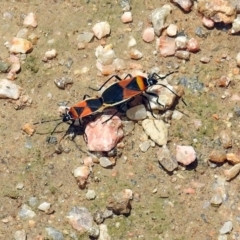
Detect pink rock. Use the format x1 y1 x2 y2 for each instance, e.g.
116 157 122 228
167 24 178 36
96 61 115 75
92 22 111 39
176 145 196 165
157 36 176 57
142 28 155 43
85 115 124 152
129 49 143 60
187 38 200 52
23 12 37 28
9 37 33 54
171 0 193 12
202 16 215 28
121 11 132 23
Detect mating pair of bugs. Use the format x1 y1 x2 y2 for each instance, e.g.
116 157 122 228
40 71 185 139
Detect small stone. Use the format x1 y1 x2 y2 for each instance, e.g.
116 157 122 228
9 37 33 54
171 0 193 12
74 166 90 189
0 60 10 73
0 79 20 99
96 61 115 75
216 76 231 87
202 16 215 28
236 52 240 67
86 190 96 200
45 227 64 240
151 5 172 36
219 221 233 234
85 115 123 152
175 50 190 60
99 157 115 168
88 226 100 239
219 130 232 148
99 224 111 240
226 153 240 164
92 21 111 39
112 58 127 71
38 202 51 212
210 194 222 206
122 121 135 134
142 28 155 43
14 230 26 240
16 183 24 190
44 49 57 60
121 11 132 23
18 204 36 219
224 163 240 181
129 49 143 60
77 42 86 49
200 56 210 63
77 32 94 43
187 38 200 52
142 119 168 146
209 150 227 163
176 145 196 165
66 206 93 233
158 145 178 171
157 36 176 57
231 15 240 34
126 104 147 120
96 45 116 65
128 36 137 48
167 24 178 36
172 110 183 120
175 36 188 50
139 140 151 152
22 123 35 136
54 76 73 89
23 12 37 27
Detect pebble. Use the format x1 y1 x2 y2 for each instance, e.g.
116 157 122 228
226 153 240 164
231 15 240 34
167 24 178 36
187 38 200 52
85 115 123 152
172 110 183 120
18 204 36 219
66 206 93 233
236 52 240 67
88 226 100 239
208 150 227 163
86 190 96 200
77 32 94 43
219 130 232 148
224 163 240 181
43 49 57 60
122 121 135 134
158 145 178 172
157 36 176 56
0 60 10 73
142 119 168 146
92 21 111 39
99 224 111 240
200 56 210 63
16 183 24 190
38 202 51 212
99 157 115 168
175 50 190 60
14 230 26 240
128 36 137 48
139 140 151 152
9 37 33 54
129 49 143 60
119 0 131 11
142 27 155 43
202 16 215 28
216 76 231 87
23 12 37 27
126 104 147 120
96 61 115 75
175 36 188 49
22 123 35 136
113 58 126 71
210 194 222 206
176 145 196 165
45 227 64 240
219 221 233 234
96 45 116 65
172 0 193 12
151 5 172 36
0 79 20 99
121 11 132 23
73 166 90 189
107 189 133 215
54 76 73 89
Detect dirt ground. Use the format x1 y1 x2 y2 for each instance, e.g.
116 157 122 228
1 0 240 239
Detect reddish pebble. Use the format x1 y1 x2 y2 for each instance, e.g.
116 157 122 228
183 188 195 194
142 27 155 43
187 38 200 52
202 16 214 28
96 61 115 75
176 145 196 165
121 11 132 23
157 36 176 57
